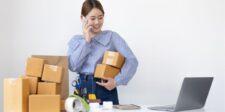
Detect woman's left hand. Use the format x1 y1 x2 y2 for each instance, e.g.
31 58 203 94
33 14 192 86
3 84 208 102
96 77 117 91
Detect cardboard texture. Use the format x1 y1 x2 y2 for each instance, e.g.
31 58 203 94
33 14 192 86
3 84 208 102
42 64 64 83
94 64 120 78
32 55 68 100
102 51 125 68
26 57 47 77
61 100 65 111
22 76 40 94
4 78 30 112
37 82 60 94
29 95 60 112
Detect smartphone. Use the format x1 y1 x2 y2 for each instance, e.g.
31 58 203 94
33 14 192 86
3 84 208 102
82 16 93 32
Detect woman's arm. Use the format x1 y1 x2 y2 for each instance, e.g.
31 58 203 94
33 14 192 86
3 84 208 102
67 36 92 72
112 32 139 86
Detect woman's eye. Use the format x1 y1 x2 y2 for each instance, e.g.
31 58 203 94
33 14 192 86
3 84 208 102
99 16 103 20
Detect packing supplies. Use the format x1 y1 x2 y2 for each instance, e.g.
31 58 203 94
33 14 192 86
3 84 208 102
32 55 69 100
42 64 64 83
29 95 60 112
94 64 120 79
37 82 60 94
65 95 89 112
102 51 125 68
61 100 65 111
22 76 40 94
4 78 30 112
25 57 47 77
88 94 96 100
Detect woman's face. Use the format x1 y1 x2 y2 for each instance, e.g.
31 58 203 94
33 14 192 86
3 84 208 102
84 8 104 33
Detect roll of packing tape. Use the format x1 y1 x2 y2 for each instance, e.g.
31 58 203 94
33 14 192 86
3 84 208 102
65 97 84 112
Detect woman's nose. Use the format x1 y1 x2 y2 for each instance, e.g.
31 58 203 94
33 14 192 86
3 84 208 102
94 19 99 24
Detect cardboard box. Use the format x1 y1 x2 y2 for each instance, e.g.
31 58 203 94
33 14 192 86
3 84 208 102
38 82 60 94
102 51 125 68
32 55 69 100
4 78 30 112
23 76 40 94
94 64 120 78
42 64 63 83
29 95 60 112
61 100 65 111
25 57 47 77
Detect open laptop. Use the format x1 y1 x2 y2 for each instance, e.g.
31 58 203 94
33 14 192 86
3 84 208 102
148 77 213 112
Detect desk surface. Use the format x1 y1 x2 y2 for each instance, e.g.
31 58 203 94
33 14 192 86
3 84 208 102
100 105 221 112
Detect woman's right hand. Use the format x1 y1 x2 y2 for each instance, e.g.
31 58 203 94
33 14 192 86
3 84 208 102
82 18 94 43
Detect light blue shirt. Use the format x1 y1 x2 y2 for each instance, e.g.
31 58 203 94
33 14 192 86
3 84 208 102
67 30 138 86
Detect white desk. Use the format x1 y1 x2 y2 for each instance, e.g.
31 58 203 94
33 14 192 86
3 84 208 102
99 105 221 112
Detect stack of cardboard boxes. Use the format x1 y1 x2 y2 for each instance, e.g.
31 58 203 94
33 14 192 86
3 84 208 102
27 57 63 112
94 51 125 79
4 56 68 112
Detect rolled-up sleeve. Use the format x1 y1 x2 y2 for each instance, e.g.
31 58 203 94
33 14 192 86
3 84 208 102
67 35 92 72
112 32 139 86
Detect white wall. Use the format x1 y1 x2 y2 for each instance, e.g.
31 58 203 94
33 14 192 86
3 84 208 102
0 0 14 73
0 0 14 111
1 0 225 111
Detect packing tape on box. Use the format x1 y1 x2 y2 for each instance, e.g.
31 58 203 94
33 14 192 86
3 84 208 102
107 51 115 57
106 59 113 65
49 65 58 71
65 95 90 112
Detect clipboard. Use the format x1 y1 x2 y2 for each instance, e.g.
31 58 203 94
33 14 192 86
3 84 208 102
113 104 141 110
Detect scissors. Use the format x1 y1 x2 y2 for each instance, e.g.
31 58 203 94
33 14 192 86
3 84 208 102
72 78 81 95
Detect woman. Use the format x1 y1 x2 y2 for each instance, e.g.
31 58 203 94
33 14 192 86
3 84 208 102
68 0 138 105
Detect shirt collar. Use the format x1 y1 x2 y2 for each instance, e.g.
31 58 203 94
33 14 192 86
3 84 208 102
93 31 112 46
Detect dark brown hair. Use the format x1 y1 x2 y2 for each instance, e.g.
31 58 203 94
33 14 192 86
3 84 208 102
81 0 105 17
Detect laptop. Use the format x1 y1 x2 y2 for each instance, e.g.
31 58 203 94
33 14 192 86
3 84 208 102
148 77 213 112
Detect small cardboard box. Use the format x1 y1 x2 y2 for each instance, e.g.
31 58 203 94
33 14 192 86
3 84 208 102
42 64 63 83
4 78 30 112
32 55 69 100
29 95 60 112
102 51 125 68
37 82 60 94
23 76 40 94
25 57 47 77
94 64 120 78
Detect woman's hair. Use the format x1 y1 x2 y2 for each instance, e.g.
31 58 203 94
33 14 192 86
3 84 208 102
81 0 105 17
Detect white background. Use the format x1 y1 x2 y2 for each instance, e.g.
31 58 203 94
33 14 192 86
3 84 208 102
0 0 224 111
